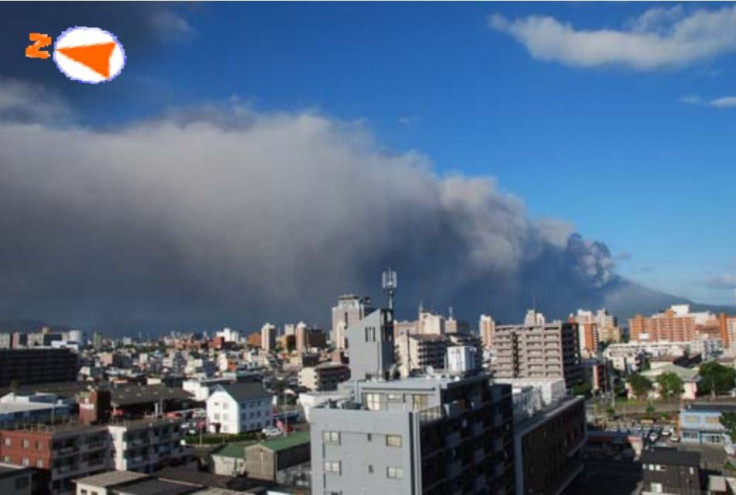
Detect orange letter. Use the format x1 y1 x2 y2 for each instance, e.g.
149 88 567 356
26 33 52 59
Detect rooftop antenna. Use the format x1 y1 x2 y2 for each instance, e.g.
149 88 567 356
382 269 397 312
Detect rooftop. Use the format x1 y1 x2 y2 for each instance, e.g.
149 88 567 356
107 417 184 430
112 384 192 406
640 448 700 467
75 471 150 488
641 364 699 381
112 478 197 495
214 382 270 402
0 462 31 476
211 443 247 459
248 431 310 453
683 402 736 413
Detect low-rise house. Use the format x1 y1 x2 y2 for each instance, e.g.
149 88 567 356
640 364 699 400
640 448 701 495
73 471 149 495
244 431 311 482
210 443 246 477
206 383 272 434
0 462 34 494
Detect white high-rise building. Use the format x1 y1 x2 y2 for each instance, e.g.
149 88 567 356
331 295 371 350
261 323 276 352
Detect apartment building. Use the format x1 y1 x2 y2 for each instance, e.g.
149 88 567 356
298 363 351 391
505 381 586 495
480 315 496 349
0 349 79 387
493 311 583 390
309 374 515 495
206 383 272 434
107 419 190 473
395 334 447 378
629 305 717 343
0 425 109 494
332 295 372 350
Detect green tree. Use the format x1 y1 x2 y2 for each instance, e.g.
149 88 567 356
720 412 736 442
657 372 684 400
627 373 653 400
572 383 593 398
698 362 736 397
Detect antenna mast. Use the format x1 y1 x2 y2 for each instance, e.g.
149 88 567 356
382 269 397 312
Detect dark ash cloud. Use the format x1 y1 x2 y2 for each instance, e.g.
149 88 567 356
0 84 627 333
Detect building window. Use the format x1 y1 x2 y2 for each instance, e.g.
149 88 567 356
22 458 29 466
650 482 663 493
36 441 43 450
367 434 372 442
387 466 403 479
22 439 30 448
368 464 374 473
81 490 88 495
324 460 341 474
387 393 403 402
2 456 10 463
3 438 10 447
37 460 43 468
365 393 380 411
386 435 402 448
412 395 427 409
323 431 340 444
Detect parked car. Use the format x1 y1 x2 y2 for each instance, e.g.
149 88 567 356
262 427 282 437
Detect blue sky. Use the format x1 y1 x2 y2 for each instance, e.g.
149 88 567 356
103 3 736 305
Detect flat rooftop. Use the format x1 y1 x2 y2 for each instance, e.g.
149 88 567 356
357 373 487 391
107 417 183 430
112 478 197 495
75 471 149 488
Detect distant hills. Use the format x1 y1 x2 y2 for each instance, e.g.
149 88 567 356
601 278 734 322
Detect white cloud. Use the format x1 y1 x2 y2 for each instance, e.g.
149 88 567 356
678 94 736 108
708 96 736 108
0 79 71 124
679 95 702 105
490 5 736 70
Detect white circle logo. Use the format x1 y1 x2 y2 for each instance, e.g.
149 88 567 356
53 27 125 84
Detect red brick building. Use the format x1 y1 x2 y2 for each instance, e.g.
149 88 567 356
0 425 109 494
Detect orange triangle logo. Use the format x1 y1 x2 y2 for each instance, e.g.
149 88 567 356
57 42 116 79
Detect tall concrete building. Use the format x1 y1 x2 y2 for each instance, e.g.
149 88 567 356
492 311 583 390
345 309 396 381
332 295 372 350
480 315 496 349
309 375 515 495
260 323 276 352
500 378 586 495
417 311 445 336
395 334 447 378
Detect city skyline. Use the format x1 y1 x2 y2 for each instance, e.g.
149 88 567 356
1 3 735 331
